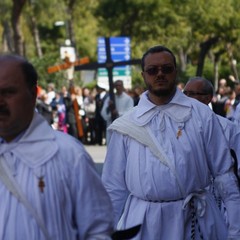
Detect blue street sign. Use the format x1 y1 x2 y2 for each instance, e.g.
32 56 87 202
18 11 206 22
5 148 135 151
97 37 132 88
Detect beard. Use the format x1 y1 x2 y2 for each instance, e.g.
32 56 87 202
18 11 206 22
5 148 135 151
149 87 173 96
147 80 176 97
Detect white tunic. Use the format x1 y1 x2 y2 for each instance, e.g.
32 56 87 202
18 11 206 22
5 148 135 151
102 89 240 240
0 112 113 239
217 114 240 177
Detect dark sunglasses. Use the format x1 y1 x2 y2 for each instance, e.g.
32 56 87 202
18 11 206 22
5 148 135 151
183 90 209 96
144 65 175 76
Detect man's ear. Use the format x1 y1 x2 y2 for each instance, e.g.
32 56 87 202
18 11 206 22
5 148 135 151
206 95 213 104
31 86 38 99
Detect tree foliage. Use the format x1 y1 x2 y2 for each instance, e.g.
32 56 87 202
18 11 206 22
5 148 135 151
0 0 240 89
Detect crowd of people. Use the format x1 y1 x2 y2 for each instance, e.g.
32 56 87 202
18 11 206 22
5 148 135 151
36 80 144 145
36 77 240 148
1 44 240 239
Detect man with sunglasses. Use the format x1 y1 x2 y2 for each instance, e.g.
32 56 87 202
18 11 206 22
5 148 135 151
184 76 240 179
102 45 240 239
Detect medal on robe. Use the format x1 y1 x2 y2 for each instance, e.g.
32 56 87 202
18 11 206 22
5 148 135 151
176 128 182 139
38 176 45 193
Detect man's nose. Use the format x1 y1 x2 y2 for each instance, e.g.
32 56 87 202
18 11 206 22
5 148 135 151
156 68 164 75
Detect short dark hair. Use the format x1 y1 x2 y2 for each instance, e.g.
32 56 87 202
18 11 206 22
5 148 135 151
20 59 38 89
187 76 214 96
0 54 38 89
141 45 177 71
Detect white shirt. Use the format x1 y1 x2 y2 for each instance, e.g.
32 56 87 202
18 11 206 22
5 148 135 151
101 92 134 143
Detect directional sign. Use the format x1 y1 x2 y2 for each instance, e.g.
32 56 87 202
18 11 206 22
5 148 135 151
74 37 141 121
97 37 132 89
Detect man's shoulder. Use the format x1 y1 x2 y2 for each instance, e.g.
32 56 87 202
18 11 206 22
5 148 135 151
121 92 133 99
51 130 84 153
52 131 90 162
217 114 238 130
110 107 137 128
189 98 214 117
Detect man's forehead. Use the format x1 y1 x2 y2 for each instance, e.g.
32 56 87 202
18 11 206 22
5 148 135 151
0 54 24 62
0 62 24 86
185 81 203 90
0 59 22 72
114 81 123 86
145 51 174 64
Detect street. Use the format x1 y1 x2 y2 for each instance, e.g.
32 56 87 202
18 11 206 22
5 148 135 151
84 144 107 175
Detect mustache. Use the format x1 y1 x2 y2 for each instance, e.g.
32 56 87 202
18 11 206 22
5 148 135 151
155 77 167 82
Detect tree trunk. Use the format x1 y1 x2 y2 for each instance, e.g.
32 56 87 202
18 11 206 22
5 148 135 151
11 0 27 55
30 15 43 58
214 60 219 92
196 37 219 76
226 43 239 83
66 0 76 52
178 47 187 72
213 49 225 91
2 21 14 52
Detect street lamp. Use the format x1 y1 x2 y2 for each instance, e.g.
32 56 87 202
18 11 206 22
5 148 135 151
54 20 71 44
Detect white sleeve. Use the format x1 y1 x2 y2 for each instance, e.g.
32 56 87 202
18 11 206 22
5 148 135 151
214 171 240 238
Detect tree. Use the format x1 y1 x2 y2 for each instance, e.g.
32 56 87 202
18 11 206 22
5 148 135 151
12 0 27 55
1 0 240 90
0 0 13 52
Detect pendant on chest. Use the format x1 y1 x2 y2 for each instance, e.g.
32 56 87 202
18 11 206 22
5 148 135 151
38 176 45 193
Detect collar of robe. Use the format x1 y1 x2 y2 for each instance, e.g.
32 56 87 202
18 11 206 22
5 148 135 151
0 112 58 168
131 89 192 126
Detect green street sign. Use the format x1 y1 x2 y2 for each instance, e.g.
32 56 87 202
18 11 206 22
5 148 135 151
98 68 130 77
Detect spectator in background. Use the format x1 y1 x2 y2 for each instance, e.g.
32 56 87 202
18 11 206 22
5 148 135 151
212 85 229 117
74 86 85 118
61 85 79 139
233 83 240 107
224 87 236 120
36 90 53 125
95 84 108 145
46 83 56 104
101 80 134 144
132 85 144 106
82 87 96 144
51 91 67 133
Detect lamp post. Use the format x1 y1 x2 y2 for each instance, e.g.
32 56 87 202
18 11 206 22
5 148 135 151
54 21 71 44
54 21 76 81
232 59 239 83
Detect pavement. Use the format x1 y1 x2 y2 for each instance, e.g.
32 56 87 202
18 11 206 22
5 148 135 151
84 144 107 175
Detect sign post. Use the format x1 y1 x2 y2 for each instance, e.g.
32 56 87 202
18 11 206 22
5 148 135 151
97 37 132 89
74 36 141 120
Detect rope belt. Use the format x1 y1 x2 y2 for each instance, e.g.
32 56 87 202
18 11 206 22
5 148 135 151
138 196 184 203
129 190 207 240
190 198 204 240
182 191 207 240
